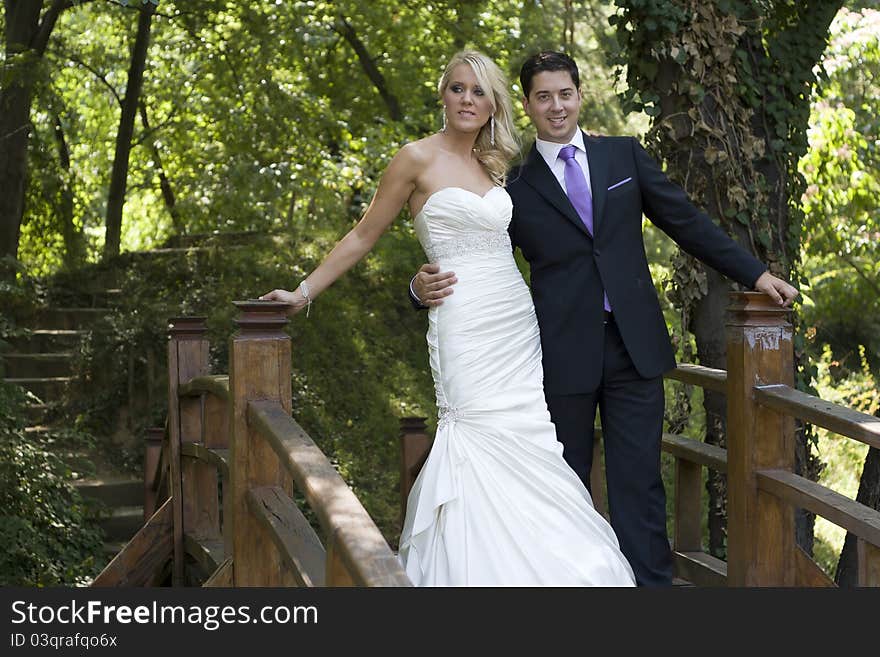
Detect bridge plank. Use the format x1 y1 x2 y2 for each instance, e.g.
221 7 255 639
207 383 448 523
184 534 225 576
757 469 880 546
673 551 727 587
92 499 173 587
755 385 880 450
203 558 234 587
795 545 835 587
246 486 326 587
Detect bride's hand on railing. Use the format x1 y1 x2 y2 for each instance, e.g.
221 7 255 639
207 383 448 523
259 288 308 316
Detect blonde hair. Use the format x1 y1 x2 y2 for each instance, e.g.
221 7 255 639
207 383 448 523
438 51 519 185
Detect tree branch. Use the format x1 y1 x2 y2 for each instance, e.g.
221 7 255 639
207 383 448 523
34 0 97 55
839 253 880 300
333 17 403 122
67 52 122 106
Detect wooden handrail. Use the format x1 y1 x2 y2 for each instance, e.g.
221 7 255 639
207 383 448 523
756 469 880 546
179 374 230 400
755 384 880 450
119 292 880 589
661 432 728 472
248 399 410 587
180 443 230 480
665 363 728 393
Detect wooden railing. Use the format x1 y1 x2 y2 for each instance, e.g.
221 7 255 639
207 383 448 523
401 292 880 586
94 292 880 587
93 301 410 587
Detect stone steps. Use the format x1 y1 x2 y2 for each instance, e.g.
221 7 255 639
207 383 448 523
3 376 73 401
5 295 146 560
3 352 74 378
33 307 110 330
7 329 84 353
95 505 145 543
24 402 53 424
74 477 143 508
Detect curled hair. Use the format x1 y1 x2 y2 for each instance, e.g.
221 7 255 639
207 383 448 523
438 51 519 185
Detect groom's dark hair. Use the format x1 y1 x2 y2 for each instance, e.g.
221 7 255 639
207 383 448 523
519 51 580 98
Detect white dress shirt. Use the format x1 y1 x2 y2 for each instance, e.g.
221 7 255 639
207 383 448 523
535 129 592 198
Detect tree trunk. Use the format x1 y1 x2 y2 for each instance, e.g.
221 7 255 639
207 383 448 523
691 268 730 556
835 446 880 586
138 101 183 236
0 0 75 268
51 111 84 268
625 1 843 557
103 2 155 261
334 17 402 122
0 0 44 264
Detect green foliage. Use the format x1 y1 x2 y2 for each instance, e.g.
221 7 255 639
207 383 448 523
610 0 844 555
797 8 880 574
51 222 437 543
810 344 877 576
10 1 638 273
4 0 649 551
0 257 46 357
610 0 838 282
800 7 880 370
0 382 102 586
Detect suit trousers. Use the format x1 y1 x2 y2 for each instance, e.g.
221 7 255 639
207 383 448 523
545 316 674 586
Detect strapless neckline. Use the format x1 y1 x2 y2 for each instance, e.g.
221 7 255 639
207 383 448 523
414 185 504 220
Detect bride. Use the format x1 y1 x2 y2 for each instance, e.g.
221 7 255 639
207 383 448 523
261 51 635 586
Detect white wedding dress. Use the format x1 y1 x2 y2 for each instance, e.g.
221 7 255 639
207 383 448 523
399 186 636 586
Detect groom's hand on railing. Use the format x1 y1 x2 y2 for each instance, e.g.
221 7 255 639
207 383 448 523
753 271 799 308
410 264 457 308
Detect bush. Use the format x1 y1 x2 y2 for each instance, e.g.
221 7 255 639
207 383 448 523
0 382 103 586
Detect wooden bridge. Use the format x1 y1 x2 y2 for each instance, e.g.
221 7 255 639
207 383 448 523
91 292 880 587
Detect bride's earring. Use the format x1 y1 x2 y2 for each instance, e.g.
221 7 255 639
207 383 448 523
490 115 495 146
442 106 447 132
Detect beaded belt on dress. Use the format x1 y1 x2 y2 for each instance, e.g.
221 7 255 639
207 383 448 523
422 230 511 263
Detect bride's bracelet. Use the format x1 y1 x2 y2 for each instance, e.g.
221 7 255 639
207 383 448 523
299 280 312 317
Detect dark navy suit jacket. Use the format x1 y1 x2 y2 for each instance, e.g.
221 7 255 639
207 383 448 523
506 133 766 395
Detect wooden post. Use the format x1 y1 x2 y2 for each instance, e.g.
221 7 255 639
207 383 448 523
857 538 880 587
229 300 293 586
674 458 702 553
143 426 164 521
726 292 795 586
589 431 608 519
204 391 232 558
399 417 431 524
167 316 209 586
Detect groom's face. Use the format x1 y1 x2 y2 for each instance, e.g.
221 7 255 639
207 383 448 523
522 70 582 144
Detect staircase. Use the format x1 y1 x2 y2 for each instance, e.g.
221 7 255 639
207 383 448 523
2 292 145 561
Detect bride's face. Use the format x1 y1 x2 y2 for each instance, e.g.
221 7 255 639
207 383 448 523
442 64 494 135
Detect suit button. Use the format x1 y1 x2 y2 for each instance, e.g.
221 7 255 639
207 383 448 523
594 250 601 257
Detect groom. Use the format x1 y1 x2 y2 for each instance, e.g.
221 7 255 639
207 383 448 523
410 51 797 586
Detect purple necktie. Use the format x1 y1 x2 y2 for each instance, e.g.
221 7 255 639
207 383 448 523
558 145 611 312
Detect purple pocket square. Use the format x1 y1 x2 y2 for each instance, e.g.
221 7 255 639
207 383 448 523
607 177 632 191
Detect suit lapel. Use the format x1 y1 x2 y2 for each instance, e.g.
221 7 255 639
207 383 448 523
520 144 592 239
584 134 609 236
